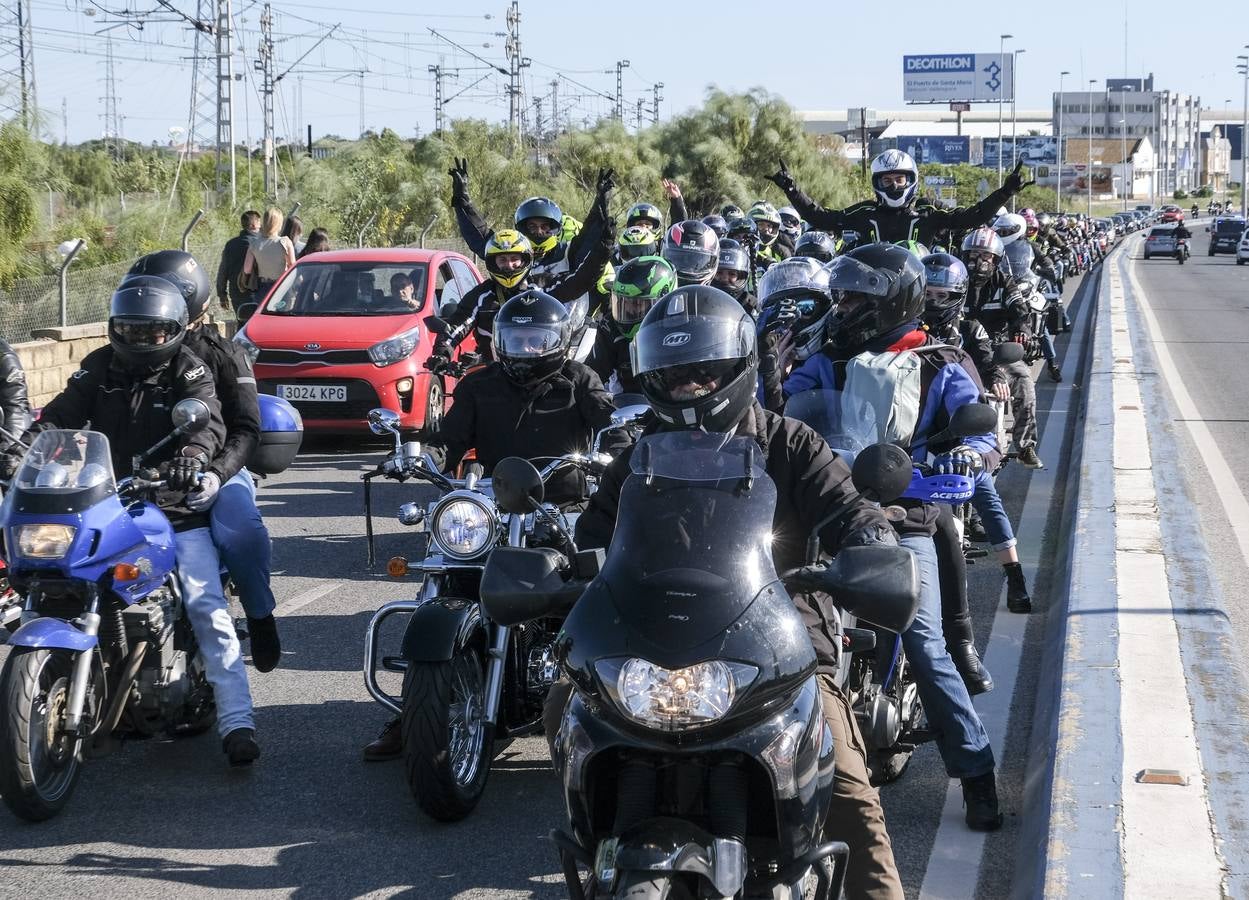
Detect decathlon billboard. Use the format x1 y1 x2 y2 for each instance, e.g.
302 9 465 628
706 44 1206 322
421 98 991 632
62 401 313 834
903 53 1014 104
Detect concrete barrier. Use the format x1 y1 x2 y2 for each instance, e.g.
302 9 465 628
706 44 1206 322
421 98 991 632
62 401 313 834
14 323 109 408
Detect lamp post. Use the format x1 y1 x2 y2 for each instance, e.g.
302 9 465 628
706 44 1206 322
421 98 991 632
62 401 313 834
1119 118 1128 210
1088 79 1097 218
998 33 1012 188
1240 50 1249 217
1011 49 1026 162
1058 70 1070 214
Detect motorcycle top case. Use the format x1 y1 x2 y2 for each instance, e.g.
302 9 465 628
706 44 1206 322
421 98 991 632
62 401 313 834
249 394 303 475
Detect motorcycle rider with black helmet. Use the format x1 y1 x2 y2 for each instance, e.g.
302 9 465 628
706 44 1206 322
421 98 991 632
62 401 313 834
364 289 622 762
768 149 1031 246
711 239 758 314
794 229 839 263
125 250 282 672
773 243 1005 832
660 219 720 287
2 277 262 767
560 284 907 900
701 213 729 239
586 255 678 394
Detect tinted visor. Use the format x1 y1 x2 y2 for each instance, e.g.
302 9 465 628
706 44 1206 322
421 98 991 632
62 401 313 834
640 358 743 403
619 241 657 261
824 256 893 299
610 293 657 326
633 313 754 376
662 245 718 281
111 317 179 348
495 321 569 358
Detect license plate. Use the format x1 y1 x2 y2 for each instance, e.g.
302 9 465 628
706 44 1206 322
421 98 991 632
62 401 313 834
277 384 347 402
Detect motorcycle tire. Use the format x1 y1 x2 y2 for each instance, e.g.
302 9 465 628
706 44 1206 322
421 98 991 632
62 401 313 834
613 871 695 899
0 648 84 822
401 647 494 821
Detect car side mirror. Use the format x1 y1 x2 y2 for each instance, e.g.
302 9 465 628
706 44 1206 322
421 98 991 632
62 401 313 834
492 456 545 514
236 302 258 324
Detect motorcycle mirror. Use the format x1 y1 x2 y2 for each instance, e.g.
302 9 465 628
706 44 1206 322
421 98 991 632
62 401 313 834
424 315 449 335
850 443 914 504
822 545 921 633
367 408 401 436
947 403 1000 441
492 456 545 515
235 302 258 324
610 404 649 428
994 342 1025 365
171 398 212 434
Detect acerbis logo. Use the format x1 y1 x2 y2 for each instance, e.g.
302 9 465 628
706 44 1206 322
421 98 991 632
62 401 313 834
661 332 691 347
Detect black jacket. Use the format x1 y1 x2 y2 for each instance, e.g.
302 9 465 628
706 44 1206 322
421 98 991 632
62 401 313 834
0 339 32 449
965 272 1031 340
585 325 640 395
216 230 256 308
25 346 226 530
780 186 1014 247
575 402 894 674
184 326 261 482
453 194 605 274
429 359 618 505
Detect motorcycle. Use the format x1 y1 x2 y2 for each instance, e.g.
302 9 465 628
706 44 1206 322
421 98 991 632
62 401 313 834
478 432 921 899
361 402 644 821
1176 238 1189 265
0 399 220 822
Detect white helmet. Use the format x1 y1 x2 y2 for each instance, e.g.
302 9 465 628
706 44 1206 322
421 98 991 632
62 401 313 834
992 213 1027 246
870 150 919 209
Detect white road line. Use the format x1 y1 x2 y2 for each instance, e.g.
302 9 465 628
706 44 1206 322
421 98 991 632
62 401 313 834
273 580 343 617
1114 250 1223 897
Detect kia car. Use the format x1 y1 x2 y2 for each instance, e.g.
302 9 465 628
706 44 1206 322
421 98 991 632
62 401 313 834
234 248 481 435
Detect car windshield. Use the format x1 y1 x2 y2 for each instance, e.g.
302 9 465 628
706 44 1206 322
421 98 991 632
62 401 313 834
262 261 429 316
1148 228 1173 238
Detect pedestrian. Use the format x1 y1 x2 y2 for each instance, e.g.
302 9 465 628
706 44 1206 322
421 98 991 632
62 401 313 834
282 214 306 256
216 209 260 311
241 207 297 298
298 227 331 258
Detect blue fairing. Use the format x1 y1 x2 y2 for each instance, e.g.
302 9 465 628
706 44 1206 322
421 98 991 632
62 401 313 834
8 616 97 651
258 393 302 433
902 471 975 504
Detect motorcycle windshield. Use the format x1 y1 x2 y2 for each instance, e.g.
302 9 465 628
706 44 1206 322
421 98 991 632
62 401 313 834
1000 242 1034 280
783 389 878 461
10 430 116 512
601 432 780 647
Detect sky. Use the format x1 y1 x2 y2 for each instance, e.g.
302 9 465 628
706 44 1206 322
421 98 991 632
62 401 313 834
8 0 1249 146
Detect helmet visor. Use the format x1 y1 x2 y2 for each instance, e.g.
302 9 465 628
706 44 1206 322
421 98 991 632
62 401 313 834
634 313 754 375
662 245 718 281
619 241 657 261
824 256 893 299
758 260 829 304
494 322 570 358
610 293 657 326
111 318 180 349
641 358 743 403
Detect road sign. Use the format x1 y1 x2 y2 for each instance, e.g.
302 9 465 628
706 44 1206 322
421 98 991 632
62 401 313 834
949 102 971 112
903 53 1014 104
924 175 958 186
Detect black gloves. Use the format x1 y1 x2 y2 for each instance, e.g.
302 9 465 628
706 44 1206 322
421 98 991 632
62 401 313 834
167 451 207 492
595 167 616 199
1004 161 1035 194
448 157 469 204
767 159 796 193
599 217 618 253
0 451 20 481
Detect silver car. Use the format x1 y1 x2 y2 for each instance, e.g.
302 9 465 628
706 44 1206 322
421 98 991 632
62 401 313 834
1143 226 1178 260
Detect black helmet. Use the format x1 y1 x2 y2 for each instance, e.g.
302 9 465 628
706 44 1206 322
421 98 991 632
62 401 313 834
826 243 926 351
108 274 189 369
720 204 745 221
711 239 751 299
701 214 729 239
493 290 572 387
514 197 564 253
920 252 970 332
127 250 212 321
632 285 758 433
626 202 663 231
661 220 720 286
726 216 757 242
794 230 837 263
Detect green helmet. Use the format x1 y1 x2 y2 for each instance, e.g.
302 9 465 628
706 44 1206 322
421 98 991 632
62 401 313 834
748 201 782 247
618 224 660 261
894 239 930 259
609 255 678 338
626 202 663 231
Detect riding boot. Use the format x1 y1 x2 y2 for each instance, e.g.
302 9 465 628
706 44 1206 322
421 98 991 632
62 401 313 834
934 506 994 695
1005 562 1033 614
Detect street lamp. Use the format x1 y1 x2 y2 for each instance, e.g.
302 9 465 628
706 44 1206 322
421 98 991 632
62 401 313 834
1088 79 1097 218
1239 50 1249 217
998 34 1012 188
1058 71 1070 213
1011 49 1026 162
1119 119 1128 210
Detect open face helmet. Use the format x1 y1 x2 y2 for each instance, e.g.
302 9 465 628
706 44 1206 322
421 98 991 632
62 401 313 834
870 150 919 209
711 239 752 300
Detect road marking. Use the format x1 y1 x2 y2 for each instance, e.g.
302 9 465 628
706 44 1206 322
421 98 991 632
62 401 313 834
274 580 343 617
918 268 1094 900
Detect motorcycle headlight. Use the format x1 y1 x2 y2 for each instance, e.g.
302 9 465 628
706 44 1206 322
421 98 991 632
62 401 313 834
233 329 260 365
430 496 495 559
596 657 758 731
15 524 76 559
368 325 422 367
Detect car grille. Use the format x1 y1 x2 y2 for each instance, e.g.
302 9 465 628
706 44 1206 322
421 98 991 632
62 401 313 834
258 379 381 420
257 348 373 366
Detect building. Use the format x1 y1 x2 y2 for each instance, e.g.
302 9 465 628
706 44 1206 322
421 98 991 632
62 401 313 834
799 107 1052 163
1201 126 1232 193
1052 77 1201 199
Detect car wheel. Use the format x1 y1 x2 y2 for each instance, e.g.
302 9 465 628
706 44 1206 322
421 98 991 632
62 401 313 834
1239 259 1246 266
420 376 444 438
1143 253 1150 260
1209 250 1215 256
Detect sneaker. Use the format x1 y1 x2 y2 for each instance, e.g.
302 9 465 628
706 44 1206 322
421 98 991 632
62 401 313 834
1004 562 1033 614
962 772 1004 831
1018 446 1044 469
223 727 261 767
247 615 282 673
363 718 402 762
1047 362 1063 383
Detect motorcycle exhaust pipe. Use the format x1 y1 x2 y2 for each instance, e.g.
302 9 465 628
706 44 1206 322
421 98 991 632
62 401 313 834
96 640 150 736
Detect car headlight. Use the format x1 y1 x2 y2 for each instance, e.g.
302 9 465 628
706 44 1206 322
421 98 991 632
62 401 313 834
15 524 76 559
430 496 496 559
368 326 422 367
596 658 758 731
233 329 260 365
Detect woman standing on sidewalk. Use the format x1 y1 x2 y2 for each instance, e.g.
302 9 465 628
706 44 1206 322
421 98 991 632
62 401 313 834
241 208 296 297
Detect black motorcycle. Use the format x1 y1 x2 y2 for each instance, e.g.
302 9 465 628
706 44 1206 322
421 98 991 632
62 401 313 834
481 431 920 899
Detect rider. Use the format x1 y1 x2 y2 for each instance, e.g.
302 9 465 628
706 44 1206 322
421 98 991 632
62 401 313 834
587 255 678 394
772 243 1005 832
994 213 1062 383
748 201 792 266
660 219 720 287
0 338 32 452
614 224 660 264
125 250 282 673
768 149 1032 245
778 204 804 245
710 239 758 315
794 230 839 263
624 201 663 233
3 276 261 767
567 284 908 900
364 289 622 762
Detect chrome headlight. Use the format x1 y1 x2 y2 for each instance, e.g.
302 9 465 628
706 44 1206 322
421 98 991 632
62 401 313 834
430 496 496 559
368 325 422 367
233 329 260 365
596 657 758 731
15 524 76 559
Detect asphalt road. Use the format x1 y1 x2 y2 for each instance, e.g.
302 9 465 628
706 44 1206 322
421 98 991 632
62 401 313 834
0 264 1100 899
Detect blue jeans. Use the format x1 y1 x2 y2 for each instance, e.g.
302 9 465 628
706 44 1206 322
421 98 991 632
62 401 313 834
899 532 995 779
971 471 1016 552
1039 327 1057 362
210 469 275 619
174 527 255 738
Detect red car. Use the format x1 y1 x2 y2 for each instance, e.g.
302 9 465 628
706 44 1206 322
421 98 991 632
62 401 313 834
234 248 481 435
1160 205 1184 223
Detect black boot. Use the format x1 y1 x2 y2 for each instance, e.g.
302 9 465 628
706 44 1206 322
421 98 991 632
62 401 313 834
1004 562 1032 613
223 727 261 767
1047 362 1063 383
934 506 993 696
363 718 402 762
247 615 282 673
945 613 994 696
962 771 1004 831
966 509 988 544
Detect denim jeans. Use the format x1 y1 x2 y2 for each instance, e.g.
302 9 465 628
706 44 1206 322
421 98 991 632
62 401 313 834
209 468 275 619
971 470 1016 552
898 532 995 779
175 527 255 738
1039 327 1057 362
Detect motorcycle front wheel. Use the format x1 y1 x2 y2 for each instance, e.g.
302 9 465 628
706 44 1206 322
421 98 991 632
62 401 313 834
401 647 493 821
0 648 84 821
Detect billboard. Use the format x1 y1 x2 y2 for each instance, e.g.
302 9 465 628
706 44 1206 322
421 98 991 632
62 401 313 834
896 136 971 164
903 53 1014 104
982 136 1058 168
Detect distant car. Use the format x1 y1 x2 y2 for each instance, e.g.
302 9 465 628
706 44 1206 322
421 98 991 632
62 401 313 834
234 248 483 435
1209 218 1247 255
1143 225 1179 260
1237 229 1249 265
1160 206 1184 224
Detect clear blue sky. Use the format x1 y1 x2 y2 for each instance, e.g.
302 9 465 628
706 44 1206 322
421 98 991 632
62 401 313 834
15 0 1249 146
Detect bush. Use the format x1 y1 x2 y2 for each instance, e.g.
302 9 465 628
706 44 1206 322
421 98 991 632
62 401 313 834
1173 189 1188 200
